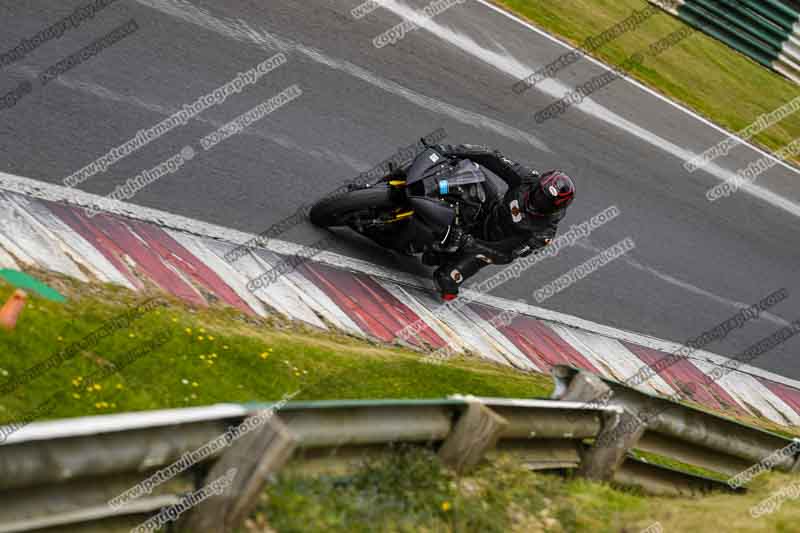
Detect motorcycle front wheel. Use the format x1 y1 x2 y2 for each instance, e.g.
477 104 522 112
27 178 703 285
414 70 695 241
309 183 396 228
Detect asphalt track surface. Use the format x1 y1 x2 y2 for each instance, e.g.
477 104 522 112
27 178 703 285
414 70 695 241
1 1 799 378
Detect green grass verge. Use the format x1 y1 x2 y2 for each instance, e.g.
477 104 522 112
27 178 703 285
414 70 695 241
628 448 728 482
496 0 800 162
0 270 552 426
3 271 800 531
245 446 800 533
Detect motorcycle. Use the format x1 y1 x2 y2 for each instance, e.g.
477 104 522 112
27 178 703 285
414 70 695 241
310 142 507 284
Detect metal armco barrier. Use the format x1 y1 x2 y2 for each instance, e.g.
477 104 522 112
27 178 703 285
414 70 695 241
649 0 800 84
552 365 800 481
0 393 770 532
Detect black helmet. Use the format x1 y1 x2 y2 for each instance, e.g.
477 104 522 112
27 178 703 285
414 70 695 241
528 171 575 214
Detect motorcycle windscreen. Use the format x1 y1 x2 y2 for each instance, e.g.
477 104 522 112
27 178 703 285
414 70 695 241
443 159 486 186
406 148 448 186
419 159 487 197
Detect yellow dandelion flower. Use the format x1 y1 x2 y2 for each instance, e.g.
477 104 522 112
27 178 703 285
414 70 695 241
260 352 269 359
116 384 124 390
223 345 229 350
95 402 103 409
72 393 81 399
197 336 205 341
199 355 206 360
57 336 63 342
268 348 274 352
185 328 192 334
441 501 451 512
129 333 135 338
208 335 214 341
86 386 94 393
71 379 80 387
192 382 199 388
211 353 218 359
172 318 178 322
207 360 215 365
93 384 102 391
199 328 206 333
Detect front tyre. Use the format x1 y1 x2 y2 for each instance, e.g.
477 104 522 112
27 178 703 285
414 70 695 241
309 184 395 228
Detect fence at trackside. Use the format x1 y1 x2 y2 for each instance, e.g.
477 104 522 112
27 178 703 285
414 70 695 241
649 0 800 84
2 367 798 532
551 365 800 486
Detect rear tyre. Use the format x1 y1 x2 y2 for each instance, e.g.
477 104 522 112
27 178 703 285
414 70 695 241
309 184 395 228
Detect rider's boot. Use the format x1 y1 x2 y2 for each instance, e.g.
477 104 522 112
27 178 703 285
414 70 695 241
433 254 487 300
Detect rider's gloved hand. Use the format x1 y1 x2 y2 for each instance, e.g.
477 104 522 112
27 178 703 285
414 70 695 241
429 144 458 159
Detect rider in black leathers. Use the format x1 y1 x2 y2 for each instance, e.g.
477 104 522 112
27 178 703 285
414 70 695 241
386 144 576 300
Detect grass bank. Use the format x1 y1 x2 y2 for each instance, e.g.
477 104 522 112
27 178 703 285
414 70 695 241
0 269 551 426
245 446 800 533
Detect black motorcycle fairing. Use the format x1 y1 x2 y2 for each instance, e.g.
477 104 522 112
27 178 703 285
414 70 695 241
405 148 450 186
346 149 499 255
407 196 455 235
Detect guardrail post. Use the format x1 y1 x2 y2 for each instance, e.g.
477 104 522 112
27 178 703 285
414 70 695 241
552 368 645 481
579 409 646 481
179 413 297 532
438 401 508 473
791 439 800 473
556 368 610 405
